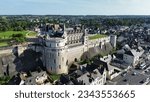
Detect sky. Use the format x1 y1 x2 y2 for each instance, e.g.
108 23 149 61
0 0 150 15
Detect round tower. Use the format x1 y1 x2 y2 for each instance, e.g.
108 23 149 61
45 37 68 74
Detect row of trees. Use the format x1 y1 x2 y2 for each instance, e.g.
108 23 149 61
102 18 145 26
80 19 102 29
11 33 26 43
0 17 36 32
0 16 149 32
0 17 65 32
80 18 146 28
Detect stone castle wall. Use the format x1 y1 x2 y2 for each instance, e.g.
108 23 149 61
27 35 116 74
0 45 27 56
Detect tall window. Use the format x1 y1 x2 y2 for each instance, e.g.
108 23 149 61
51 66 52 71
59 65 61 69
57 43 59 46
54 59 56 63
66 60 68 65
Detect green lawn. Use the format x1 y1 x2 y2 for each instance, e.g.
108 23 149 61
0 31 37 47
27 31 37 37
0 31 28 39
88 34 107 40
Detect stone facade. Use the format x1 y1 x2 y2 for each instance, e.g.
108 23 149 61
110 35 117 48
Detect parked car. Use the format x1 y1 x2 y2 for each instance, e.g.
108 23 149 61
139 62 146 69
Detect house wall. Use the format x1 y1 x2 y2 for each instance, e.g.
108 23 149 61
91 71 107 85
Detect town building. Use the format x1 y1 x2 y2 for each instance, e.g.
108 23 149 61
123 47 144 66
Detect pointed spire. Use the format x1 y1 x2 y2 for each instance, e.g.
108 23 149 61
62 23 67 38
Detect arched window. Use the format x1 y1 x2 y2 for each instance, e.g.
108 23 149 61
66 60 68 65
59 65 61 69
74 58 78 62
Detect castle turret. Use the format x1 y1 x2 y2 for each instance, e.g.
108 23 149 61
45 37 68 74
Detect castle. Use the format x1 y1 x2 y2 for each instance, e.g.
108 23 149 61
30 24 117 74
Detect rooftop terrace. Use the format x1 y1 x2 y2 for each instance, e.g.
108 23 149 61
88 34 108 40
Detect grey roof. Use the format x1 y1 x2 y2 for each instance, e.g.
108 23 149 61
124 49 144 57
24 77 37 85
77 69 103 85
24 71 47 85
77 72 92 85
124 50 134 56
117 49 125 54
116 71 149 85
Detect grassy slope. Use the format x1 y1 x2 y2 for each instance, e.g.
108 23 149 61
27 31 37 37
0 31 28 39
0 31 37 47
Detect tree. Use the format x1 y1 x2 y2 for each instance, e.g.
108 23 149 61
11 33 26 43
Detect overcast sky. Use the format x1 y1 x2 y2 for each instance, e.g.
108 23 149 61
0 0 150 15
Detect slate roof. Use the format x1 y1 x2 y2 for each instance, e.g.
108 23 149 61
77 69 103 85
124 50 134 56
